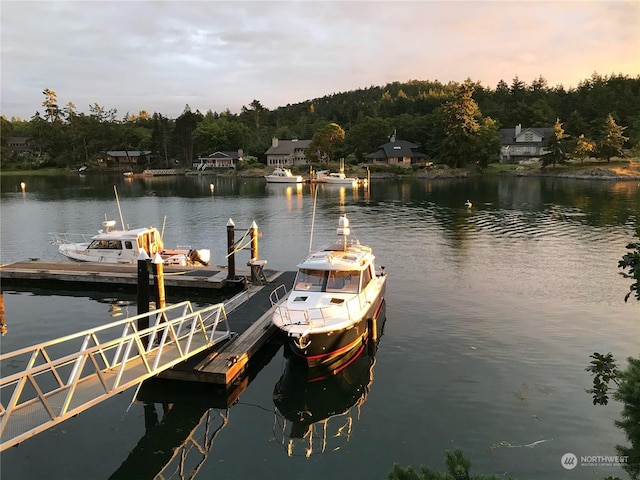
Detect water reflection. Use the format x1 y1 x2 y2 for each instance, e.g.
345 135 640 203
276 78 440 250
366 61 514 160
272 311 385 458
110 382 231 480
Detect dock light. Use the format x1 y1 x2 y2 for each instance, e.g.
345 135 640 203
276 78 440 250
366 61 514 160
20 182 26 192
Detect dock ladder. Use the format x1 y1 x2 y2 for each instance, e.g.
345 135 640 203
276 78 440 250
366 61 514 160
0 300 231 451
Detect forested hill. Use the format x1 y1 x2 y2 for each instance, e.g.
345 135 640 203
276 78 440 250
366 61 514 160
2 73 639 169
272 74 639 143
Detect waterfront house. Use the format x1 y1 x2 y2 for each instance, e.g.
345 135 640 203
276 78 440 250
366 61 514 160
264 138 312 167
365 136 428 166
6 137 33 157
106 150 151 166
499 124 554 163
193 149 244 170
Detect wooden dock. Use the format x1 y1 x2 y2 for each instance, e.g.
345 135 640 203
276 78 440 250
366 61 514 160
159 271 295 387
1 260 295 388
0 259 278 295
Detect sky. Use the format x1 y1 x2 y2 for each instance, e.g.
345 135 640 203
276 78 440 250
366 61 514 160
1 0 639 121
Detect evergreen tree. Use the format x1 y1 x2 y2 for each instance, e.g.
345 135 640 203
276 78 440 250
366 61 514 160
540 118 569 168
440 82 481 168
598 113 628 162
572 134 596 162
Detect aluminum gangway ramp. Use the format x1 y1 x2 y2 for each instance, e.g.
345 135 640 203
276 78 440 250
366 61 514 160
0 300 231 451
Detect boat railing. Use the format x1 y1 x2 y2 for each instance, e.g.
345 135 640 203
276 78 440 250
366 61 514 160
269 284 288 307
271 280 376 329
49 232 94 246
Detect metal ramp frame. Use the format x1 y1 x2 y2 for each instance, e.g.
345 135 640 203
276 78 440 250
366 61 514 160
0 300 231 451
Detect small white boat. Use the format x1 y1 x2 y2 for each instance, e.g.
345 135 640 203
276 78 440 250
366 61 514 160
321 171 359 185
265 167 304 183
50 220 211 266
271 215 386 365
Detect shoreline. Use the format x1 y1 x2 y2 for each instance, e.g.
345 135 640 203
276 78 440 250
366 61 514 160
2 160 639 182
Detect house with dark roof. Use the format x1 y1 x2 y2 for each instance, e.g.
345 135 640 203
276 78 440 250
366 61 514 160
193 149 244 170
6 137 32 156
365 136 427 166
499 125 554 163
265 138 312 167
106 150 151 166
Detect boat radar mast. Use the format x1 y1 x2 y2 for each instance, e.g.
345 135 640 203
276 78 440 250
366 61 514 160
337 215 350 250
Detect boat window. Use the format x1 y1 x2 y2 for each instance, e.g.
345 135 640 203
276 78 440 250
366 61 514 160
294 269 326 292
124 241 133 250
361 265 373 289
326 270 360 294
88 240 122 250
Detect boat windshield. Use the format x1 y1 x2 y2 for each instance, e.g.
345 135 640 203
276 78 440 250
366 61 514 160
294 269 325 292
294 268 360 293
88 240 122 250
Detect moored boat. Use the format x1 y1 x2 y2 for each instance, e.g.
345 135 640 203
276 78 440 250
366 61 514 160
50 220 211 266
270 214 386 365
319 171 360 185
264 167 304 183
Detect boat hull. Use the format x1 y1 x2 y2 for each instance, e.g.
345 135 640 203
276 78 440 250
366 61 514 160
264 177 303 183
278 289 385 366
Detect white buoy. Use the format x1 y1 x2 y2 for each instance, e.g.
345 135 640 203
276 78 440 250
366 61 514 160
210 184 214 193
20 182 26 192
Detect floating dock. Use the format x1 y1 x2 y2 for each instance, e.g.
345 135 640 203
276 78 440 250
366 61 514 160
0 260 295 388
160 271 296 387
0 259 277 295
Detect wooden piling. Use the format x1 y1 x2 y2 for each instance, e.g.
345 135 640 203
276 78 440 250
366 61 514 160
250 220 259 261
152 253 166 310
227 218 236 280
0 293 6 336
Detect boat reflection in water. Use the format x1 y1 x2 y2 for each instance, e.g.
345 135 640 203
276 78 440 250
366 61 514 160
272 308 385 458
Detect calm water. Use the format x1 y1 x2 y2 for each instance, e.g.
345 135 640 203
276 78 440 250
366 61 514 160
1 173 639 480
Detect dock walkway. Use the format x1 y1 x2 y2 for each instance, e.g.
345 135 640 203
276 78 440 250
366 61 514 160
163 271 295 385
0 260 279 295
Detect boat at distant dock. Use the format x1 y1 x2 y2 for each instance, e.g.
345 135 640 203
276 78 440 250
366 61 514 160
50 220 211 266
264 167 304 183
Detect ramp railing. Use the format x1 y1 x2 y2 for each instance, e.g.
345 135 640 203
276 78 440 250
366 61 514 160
0 300 231 451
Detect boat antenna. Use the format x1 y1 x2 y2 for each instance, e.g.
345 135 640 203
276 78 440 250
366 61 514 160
114 185 126 230
309 184 319 254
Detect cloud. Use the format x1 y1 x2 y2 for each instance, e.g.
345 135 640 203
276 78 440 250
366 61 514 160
1 0 638 120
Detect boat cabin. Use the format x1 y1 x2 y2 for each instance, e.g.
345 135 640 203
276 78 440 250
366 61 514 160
293 241 375 295
87 227 163 257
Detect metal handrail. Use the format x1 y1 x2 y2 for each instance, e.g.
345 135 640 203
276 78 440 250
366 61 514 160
49 232 93 246
0 300 231 451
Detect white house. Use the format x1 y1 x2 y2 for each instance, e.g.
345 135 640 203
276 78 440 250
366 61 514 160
499 124 554 163
193 149 244 170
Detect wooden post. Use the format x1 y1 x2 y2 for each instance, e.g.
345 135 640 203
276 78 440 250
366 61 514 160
0 293 6 336
137 252 151 345
152 253 166 310
227 218 236 280
250 220 259 261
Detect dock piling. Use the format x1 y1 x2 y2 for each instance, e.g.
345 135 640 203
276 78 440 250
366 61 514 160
137 252 151 346
152 253 166 310
227 219 236 280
